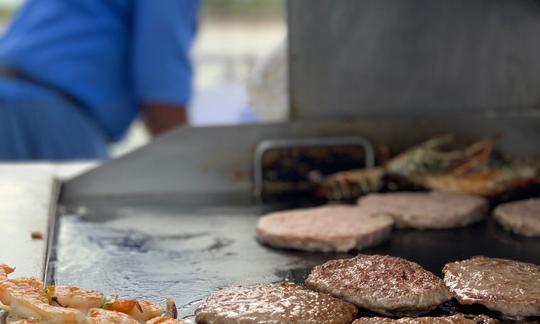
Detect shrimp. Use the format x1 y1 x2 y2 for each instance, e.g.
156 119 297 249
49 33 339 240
6 319 40 324
46 286 103 313
0 275 85 323
107 299 164 322
0 265 14 282
86 308 138 324
0 264 178 324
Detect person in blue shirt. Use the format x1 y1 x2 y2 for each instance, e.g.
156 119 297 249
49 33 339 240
0 0 200 160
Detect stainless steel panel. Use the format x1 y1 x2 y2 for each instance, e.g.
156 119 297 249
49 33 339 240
288 0 540 119
62 115 540 201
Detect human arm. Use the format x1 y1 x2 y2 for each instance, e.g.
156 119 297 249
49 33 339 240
132 0 200 136
140 102 187 136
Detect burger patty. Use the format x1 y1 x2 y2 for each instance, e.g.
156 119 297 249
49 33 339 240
353 314 498 324
493 198 540 237
194 282 358 324
443 256 540 317
256 205 394 252
306 254 452 316
357 191 488 229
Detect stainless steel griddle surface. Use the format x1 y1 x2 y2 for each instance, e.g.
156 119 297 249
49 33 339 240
48 197 540 322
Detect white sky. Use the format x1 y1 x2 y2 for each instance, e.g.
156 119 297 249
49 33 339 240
0 0 22 8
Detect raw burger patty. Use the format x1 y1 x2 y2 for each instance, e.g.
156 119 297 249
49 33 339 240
493 198 540 237
357 191 488 229
256 205 394 252
194 282 357 324
443 256 540 317
306 254 452 316
353 314 498 324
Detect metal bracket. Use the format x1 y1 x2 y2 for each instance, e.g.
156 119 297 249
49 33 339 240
253 136 375 199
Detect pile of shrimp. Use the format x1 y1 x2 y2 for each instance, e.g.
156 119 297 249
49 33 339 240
0 264 185 324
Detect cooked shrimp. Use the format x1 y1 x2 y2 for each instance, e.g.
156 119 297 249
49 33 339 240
86 308 138 324
46 286 103 313
0 277 85 323
7 319 40 324
108 299 164 322
0 263 178 324
0 277 45 311
0 265 14 282
145 316 187 324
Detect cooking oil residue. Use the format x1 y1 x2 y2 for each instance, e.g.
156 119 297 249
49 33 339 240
50 203 338 319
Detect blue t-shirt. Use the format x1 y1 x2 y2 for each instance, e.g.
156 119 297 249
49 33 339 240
0 0 200 141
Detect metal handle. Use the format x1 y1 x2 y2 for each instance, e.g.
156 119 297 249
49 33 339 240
253 136 375 198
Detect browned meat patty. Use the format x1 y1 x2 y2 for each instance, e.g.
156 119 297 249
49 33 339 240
352 314 498 324
194 282 358 324
443 256 540 317
357 191 488 229
493 198 540 237
256 205 394 252
306 254 452 316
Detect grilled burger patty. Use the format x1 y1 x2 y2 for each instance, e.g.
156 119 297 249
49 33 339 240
353 314 498 324
256 205 394 252
194 282 358 324
493 198 540 237
306 254 452 316
443 256 540 317
357 191 488 229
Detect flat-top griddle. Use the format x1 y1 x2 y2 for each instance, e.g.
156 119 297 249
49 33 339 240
47 196 540 323
50 114 540 323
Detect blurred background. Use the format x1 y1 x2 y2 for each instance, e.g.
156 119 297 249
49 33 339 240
0 0 287 156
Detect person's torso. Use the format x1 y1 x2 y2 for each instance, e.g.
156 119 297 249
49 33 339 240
0 0 135 140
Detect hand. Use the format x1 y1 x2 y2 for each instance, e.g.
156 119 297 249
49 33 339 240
140 102 187 136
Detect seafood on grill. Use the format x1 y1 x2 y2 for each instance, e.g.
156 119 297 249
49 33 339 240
0 264 184 324
319 134 540 201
